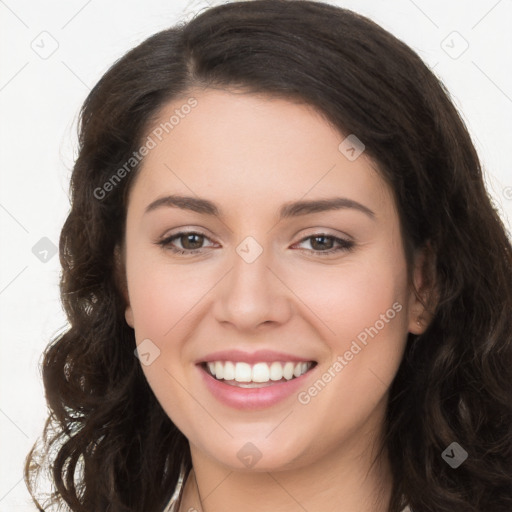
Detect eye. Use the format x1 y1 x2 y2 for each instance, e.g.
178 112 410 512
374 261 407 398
156 231 354 257
293 234 354 256
156 231 216 255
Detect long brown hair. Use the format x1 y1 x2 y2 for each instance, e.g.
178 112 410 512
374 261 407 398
26 1 512 511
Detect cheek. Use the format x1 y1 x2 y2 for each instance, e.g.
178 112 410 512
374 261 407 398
126 250 210 336
290 284 407 449
292 254 408 346
291 248 409 403
125 257 205 419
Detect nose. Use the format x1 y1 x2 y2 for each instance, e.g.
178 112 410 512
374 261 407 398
212 240 293 332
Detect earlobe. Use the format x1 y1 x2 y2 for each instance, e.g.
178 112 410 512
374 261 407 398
409 313 427 336
407 241 437 335
125 306 134 328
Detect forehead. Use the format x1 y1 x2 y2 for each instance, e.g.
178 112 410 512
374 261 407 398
128 89 393 218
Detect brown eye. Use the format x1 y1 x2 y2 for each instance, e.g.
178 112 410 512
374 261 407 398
310 235 335 251
178 233 205 250
294 234 354 256
157 231 215 255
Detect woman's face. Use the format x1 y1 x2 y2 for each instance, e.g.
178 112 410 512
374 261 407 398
122 88 427 472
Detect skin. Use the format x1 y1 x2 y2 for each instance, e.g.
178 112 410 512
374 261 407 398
120 88 432 512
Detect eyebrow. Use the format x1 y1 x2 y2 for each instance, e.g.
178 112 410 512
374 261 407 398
144 194 375 220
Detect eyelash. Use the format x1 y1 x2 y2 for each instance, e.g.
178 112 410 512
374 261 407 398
156 231 355 257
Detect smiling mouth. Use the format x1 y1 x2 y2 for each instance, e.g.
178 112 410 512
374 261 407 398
200 360 317 388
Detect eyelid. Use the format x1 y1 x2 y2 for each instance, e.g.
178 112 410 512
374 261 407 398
293 226 354 241
292 233 354 255
157 227 351 244
156 228 355 257
157 229 217 250
157 226 218 244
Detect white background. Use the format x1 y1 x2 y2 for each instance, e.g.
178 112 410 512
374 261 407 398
1 0 511 509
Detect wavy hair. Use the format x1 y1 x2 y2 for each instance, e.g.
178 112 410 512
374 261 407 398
26 1 512 511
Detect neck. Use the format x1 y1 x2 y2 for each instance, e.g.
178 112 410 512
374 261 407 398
179 416 393 512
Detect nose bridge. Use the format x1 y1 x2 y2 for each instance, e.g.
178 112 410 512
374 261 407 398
213 233 291 328
229 234 275 301
232 237 272 289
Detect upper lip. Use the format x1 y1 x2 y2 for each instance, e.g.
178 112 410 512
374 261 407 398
196 349 316 365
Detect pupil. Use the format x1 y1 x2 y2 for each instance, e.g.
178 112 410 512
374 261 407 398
312 235 332 250
183 234 202 249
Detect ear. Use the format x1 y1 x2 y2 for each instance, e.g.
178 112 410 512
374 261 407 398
114 244 134 328
407 241 438 335
125 305 134 328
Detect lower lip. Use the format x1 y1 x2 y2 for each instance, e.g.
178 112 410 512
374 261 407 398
197 364 316 410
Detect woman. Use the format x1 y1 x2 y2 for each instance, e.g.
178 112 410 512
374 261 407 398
25 1 512 511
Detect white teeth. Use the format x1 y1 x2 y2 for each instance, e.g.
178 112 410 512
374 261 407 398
269 361 284 381
223 361 235 380
214 361 224 380
205 360 313 383
283 362 294 380
235 362 252 382
252 362 270 382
